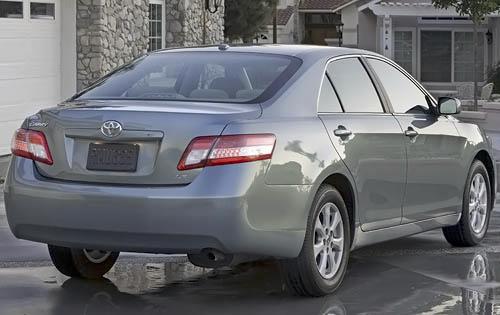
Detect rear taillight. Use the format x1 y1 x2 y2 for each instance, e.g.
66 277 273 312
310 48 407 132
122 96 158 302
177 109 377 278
177 134 276 171
11 128 53 165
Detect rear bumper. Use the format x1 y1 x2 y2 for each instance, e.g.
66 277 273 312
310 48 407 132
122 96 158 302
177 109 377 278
3 157 310 258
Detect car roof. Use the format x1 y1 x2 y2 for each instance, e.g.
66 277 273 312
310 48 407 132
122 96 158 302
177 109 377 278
152 44 381 61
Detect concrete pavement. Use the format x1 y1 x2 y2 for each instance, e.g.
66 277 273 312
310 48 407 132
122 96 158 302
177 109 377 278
0 205 500 314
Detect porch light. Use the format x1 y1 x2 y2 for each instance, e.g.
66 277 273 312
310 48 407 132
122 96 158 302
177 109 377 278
205 0 222 13
486 30 493 45
335 22 344 47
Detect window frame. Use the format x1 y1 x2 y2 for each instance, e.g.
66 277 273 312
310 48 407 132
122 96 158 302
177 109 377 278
317 73 344 114
29 1 55 20
319 55 390 115
363 55 438 116
416 28 488 84
148 0 165 52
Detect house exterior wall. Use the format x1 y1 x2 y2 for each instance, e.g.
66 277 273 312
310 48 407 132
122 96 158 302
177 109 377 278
359 12 496 84
261 22 295 44
76 0 149 91
61 1 77 100
341 4 359 47
165 0 224 47
76 0 224 90
358 10 377 51
490 18 500 67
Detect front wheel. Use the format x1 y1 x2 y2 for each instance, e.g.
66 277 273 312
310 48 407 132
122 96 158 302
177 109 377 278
281 185 350 297
48 245 119 279
443 160 492 247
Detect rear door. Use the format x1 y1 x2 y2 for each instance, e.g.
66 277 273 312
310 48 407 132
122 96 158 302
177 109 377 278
319 57 406 231
366 57 465 222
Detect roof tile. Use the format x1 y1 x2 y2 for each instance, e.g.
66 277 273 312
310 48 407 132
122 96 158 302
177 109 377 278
299 0 353 11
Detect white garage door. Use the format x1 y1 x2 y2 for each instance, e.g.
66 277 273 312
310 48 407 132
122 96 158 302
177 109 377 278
0 0 61 155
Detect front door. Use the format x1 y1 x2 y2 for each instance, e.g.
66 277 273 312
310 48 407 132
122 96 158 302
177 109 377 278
319 57 406 231
367 57 465 222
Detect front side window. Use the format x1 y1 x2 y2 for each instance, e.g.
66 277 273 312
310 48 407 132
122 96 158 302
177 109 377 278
368 58 431 114
0 1 22 18
327 58 384 113
76 52 300 103
318 75 342 113
148 1 164 52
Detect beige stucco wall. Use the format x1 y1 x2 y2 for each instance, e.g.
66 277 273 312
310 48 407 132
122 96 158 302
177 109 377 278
358 10 377 52
341 4 359 47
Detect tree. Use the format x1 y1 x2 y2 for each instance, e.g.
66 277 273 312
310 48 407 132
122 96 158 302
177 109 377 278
224 0 275 43
432 0 500 111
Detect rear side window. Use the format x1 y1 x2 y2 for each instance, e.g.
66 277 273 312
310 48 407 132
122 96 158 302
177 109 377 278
367 58 431 114
327 58 384 113
76 52 301 103
318 75 343 113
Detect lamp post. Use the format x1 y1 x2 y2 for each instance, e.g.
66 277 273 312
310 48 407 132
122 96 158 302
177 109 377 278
202 0 223 45
335 22 344 47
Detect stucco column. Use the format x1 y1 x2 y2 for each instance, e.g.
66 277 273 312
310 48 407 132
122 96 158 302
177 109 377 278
382 15 392 58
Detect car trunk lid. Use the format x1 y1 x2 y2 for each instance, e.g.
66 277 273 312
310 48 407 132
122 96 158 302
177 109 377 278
32 100 261 185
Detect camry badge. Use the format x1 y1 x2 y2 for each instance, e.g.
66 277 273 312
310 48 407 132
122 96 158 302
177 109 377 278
101 120 123 138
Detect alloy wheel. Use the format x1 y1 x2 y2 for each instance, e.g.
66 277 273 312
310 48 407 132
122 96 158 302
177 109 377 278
469 173 488 234
313 202 344 279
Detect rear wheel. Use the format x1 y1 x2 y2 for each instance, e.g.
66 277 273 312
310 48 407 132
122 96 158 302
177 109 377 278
48 245 119 279
281 185 350 297
443 160 492 247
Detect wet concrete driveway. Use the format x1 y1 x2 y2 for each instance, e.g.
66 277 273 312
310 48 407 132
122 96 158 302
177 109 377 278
1 204 500 314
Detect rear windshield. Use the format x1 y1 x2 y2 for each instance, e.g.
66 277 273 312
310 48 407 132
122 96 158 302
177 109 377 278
76 52 301 103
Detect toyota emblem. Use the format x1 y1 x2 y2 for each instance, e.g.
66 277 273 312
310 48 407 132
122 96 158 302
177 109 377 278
101 120 123 138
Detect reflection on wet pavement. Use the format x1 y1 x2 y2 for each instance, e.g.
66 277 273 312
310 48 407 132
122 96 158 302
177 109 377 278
2 251 500 314
3 212 500 314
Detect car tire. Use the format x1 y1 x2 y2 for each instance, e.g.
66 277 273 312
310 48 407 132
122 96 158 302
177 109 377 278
48 245 119 279
281 185 350 297
443 160 492 247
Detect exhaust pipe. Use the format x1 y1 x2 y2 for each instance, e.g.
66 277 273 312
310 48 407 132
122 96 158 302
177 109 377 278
187 248 233 268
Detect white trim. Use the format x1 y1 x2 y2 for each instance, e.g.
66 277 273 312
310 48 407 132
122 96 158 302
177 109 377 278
358 0 378 12
299 0 362 14
332 0 361 13
417 16 487 25
148 0 165 50
60 0 76 99
361 0 500 17
299 9 335 13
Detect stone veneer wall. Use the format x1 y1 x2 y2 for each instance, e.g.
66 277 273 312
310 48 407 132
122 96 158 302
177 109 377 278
76 0 149 90
165 0 224 48
76 0 224 90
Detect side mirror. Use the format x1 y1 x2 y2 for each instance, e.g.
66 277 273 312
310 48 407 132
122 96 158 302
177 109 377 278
438 97 462 115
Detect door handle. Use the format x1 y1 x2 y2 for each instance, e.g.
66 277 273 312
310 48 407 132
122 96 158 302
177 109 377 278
334 126 352 138
405 128 419 138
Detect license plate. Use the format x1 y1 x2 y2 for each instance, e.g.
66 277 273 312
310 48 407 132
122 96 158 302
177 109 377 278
86 143 139 172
